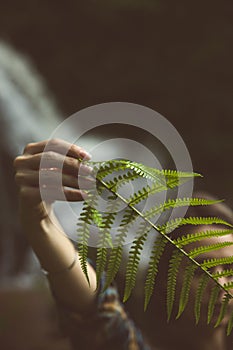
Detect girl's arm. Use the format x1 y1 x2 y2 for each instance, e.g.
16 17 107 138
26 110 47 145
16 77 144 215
14 139 97 313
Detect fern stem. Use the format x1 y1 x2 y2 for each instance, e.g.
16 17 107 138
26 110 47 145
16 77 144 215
95 177 233 302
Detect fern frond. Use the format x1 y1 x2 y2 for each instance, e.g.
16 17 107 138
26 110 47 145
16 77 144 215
77 238 90 285
207 285 221 324
93 160 128 180
104 208 138 289
144 236 167 310
188 242 233 259
105 170 142 191
125 161 167 185
223 281 233 291
194 273 209 324
214 294 231 328
77 195 102 284
96 245 108 290
159 217 233 234
167 250 183 321
76 157 233 333
176 262 198 319
227 311 233 336
92 160 167 185
95 195 120 289
123 232 148 302
174 229 233 248
212 269 233 280
201 256 233 270
144 197 221 221
129 183 168 206
158 169 202 178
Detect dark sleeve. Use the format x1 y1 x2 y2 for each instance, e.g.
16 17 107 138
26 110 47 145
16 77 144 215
53 271 152 350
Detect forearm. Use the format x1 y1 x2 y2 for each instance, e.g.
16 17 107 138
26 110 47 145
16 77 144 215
14 139 97 313
21 201 97 313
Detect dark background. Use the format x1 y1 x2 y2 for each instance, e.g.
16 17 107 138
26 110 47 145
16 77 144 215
1 0 232 203
0 1 232 349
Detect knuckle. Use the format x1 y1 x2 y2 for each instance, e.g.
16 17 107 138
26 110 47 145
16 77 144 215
14 172 25 184
23 142 34 154
13 156 24 169
67 155 78 168
19 186 29 198
46 151 57 160
48 138 60 148
70 144 79 154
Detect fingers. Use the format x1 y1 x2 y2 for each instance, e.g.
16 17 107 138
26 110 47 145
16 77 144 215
15 169 95 190
14 139 94 204
23 139 91 160
14 152 93 177
19 186 88 203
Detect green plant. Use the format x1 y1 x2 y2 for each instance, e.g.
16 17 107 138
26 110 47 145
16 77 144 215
76 159 233 334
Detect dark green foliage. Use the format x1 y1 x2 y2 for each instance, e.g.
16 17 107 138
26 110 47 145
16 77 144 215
76 159 233 333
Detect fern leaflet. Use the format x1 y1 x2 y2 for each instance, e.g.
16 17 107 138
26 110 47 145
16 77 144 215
194 273 209 324
144 235 167 310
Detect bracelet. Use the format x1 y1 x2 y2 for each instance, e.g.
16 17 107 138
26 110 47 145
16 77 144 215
41 249 78 276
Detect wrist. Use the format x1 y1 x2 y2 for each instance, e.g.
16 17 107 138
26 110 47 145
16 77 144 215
19 200 56 236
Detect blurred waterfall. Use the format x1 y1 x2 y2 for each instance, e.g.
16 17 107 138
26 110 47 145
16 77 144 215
0 41 63 287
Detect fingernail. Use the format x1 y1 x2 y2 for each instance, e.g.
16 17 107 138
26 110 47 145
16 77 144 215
79 150 92 160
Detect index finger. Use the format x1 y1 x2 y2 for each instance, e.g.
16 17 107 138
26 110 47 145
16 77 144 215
23 139 91 160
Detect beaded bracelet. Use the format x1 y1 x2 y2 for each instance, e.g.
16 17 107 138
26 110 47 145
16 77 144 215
41 249 78 276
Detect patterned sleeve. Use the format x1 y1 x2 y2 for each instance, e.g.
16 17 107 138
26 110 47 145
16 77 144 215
53 271 152 350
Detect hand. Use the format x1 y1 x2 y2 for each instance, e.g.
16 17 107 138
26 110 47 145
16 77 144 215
14 140 97 308
13 139 94 219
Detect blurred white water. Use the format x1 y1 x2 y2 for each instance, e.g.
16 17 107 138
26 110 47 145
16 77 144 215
0 41 63 288
0 42 169 290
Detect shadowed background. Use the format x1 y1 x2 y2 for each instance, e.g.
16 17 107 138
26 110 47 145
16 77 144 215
1 0 232 200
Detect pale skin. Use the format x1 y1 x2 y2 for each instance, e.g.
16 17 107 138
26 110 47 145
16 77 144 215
13 139 97 314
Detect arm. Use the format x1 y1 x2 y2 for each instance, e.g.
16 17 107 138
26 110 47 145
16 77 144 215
14 139 97 313
14 139 152 350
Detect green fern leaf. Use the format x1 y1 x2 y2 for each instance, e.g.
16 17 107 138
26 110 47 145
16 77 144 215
167 250 183 321
104 209 138 289
144 197 221 221
93 160 128 180
95 195 120 289
177 262 198 319
77 240 90 285
159 217 233 234
188 242 233 259
125 162 167 185
227 311 233 336
158 169 202 178
223 281 233 291
201 256 233 270
76 158 233 332
104 170 142 192
174 229 233 248
129 183 171 206
214 294 231 328
77 196 102 284
144 235 167 310
194 273 209 324
212 269 233 280
123 232 148 302
207 285 220 324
